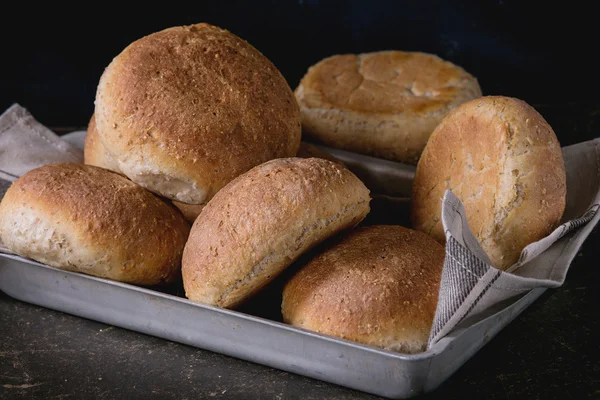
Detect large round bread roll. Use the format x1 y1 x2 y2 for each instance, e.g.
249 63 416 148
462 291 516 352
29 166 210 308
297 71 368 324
411 96 566 270
182 157 371 308
95 23 301 205
295 51 481 165
83 115 205 223
282 225 444 354
0 163 190 285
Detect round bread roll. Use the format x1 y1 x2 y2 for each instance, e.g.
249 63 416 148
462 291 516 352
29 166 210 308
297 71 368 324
95 23 301 205
411 96 566 270
295 51 482 165
282 225 444 354
84 113 207 224
0 163 190 285
182 157 371 308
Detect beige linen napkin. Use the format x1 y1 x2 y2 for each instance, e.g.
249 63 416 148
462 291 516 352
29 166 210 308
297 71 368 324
428 138 600 346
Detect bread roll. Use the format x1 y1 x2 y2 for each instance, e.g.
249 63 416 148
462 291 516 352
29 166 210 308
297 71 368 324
182 157 371 308
295 51 481 165
0 163 190 285
95 23 301 205
411 96 566 270
282 225 444 354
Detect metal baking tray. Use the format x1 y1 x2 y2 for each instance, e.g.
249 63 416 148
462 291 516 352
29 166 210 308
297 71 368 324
0 146 547 398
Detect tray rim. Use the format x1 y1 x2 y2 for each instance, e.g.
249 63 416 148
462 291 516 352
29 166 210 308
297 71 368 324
0 251 534 360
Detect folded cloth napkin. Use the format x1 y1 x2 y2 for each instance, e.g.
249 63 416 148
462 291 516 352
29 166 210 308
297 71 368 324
0 103 598 348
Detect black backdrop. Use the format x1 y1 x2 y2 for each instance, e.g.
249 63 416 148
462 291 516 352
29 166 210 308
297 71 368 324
1 0 598 137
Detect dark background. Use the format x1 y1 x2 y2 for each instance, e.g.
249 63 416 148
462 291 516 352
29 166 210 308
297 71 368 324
1 0 599 143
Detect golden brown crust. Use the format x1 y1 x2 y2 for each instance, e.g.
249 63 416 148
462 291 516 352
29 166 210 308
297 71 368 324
95 23 301 204
0 163 190 285
182 157 371 308
83 113 122 173
295 51 481 164
282 225 444 354
411 96 566 270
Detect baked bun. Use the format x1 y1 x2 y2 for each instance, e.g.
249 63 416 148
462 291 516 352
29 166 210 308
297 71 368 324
182 157 371 308
95 23 301 205
411 96 566 270
295 51 481 165
282 225 444 354
0 163 190 285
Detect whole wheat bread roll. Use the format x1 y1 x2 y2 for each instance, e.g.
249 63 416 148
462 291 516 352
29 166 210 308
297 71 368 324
85 113 205 223
282 225 444 354
411 96 566 270
182 157 371 308
295 51 481 165
95 23 301 205
0 163 190 285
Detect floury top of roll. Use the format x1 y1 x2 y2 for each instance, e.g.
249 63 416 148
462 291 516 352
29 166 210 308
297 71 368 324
94 23 302 205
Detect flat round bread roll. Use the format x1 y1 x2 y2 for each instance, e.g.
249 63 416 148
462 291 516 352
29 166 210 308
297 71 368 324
182 157 371 308
0 163 190 285
295 51 481 165
95 23 301 205
282 225 444 354
411 96 566 270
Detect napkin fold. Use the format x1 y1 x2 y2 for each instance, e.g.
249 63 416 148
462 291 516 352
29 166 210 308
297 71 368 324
0 103 598 349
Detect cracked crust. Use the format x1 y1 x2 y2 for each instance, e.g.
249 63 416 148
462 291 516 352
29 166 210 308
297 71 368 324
411 96 566 270
95 23 301 204
282 225 444 354
0 163 190 285
295 51 481 164
181 157 371 308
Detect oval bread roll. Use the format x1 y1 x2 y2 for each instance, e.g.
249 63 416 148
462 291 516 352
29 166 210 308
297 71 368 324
411 96 567 270
282 225 444 354
95 23 301 205
182 157 371 308
0 163 190 285
295 51 481 165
